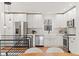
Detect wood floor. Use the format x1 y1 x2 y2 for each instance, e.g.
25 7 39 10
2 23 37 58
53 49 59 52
0 47 27 54
1 47 79 56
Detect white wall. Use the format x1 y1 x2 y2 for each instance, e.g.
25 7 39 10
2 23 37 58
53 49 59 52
71 3 79 54
0 3 4 38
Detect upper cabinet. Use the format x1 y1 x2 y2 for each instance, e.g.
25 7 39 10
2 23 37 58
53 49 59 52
13 14 27 22
55 14 65 28
28 14 43 28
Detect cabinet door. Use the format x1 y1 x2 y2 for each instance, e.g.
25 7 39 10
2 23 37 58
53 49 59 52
28 14 43 28
13 14 27 22
69 36 76 53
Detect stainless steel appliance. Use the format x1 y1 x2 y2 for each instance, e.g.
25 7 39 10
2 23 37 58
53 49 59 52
67 19 74 28
63 34 70 52
35 35 44 47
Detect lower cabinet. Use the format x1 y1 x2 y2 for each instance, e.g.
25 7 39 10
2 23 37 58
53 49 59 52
44 35 63 47
69 36 76 53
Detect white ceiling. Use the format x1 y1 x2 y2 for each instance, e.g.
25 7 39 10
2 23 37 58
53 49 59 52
10 2 76 14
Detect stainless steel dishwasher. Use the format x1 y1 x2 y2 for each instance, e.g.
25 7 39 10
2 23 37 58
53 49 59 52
35 35 44 47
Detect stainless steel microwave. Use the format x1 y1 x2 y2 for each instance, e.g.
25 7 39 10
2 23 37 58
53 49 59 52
67 19 74 28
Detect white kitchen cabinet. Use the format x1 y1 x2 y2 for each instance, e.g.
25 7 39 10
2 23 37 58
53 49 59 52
69 36 76 53
28 14 43 28
56 35 63 47
27 14 44 34
44 35 63 47
55 14 65 27
13 14 27 22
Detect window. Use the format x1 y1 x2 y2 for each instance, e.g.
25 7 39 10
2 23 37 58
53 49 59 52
44 19 52 31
